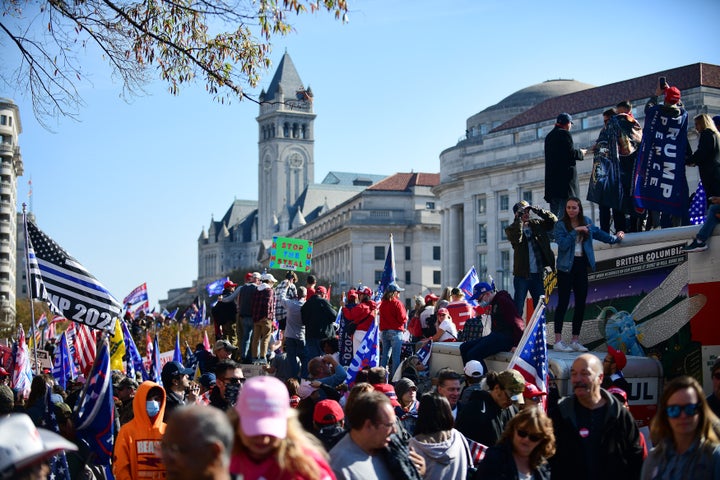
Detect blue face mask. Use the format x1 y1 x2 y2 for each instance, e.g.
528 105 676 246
478 300 490 308
146 400 160 418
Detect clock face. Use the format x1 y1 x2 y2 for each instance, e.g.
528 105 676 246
263 158 272 171
289 154 303 168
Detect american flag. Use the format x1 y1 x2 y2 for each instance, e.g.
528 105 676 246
25 219 122 330
41 385 71 480
508 302 549 402
66 321 97 376
465 437 488 467
689 181 707 225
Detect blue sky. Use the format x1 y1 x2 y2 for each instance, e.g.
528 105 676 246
6 0 720 308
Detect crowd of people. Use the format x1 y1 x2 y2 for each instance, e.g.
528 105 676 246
3 347 720 480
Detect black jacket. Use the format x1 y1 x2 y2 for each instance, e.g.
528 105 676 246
475 441 550 480
690 128 720 198
549 389 643 480
544 126 584 202
301 296 337 339
456 389 517 446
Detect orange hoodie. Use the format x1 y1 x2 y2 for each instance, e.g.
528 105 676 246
112 380 167 480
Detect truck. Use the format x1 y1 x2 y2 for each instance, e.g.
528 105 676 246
429 224 719 426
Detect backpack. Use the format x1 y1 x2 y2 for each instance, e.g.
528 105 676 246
421 313 437 338
459 315 485 342
407 315 423 338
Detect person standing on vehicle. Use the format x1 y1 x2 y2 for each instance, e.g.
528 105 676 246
505 200 557 318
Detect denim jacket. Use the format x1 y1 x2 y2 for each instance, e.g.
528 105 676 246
554 215 620 272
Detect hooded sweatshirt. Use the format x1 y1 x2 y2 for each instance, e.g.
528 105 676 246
408 429 471 480
113 381 167 480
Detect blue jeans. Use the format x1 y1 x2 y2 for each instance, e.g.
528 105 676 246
380 330 404 377
304 338 323 366
513 272 544 318
237 316 254 362
459 331 514 369
698 204 720 241
284 337 306 380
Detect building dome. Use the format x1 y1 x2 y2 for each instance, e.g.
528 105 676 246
464 79 594 142
484 79 594 113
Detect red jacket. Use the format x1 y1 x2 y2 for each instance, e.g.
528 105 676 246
379 297 407 331
342 300 376 331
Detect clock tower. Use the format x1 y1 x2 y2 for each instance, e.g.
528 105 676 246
257 52 315 239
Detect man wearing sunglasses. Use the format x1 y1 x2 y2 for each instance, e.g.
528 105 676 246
707 358 720 418
550 354 643 480
208 360 245 411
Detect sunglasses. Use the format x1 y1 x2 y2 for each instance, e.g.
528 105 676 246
666 403 700 419
516 429 543 442
221 377 245 385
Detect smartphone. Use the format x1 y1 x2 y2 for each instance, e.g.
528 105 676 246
659 76 668 90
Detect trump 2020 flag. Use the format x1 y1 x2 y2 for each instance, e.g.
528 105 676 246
25 218 122 330
376 234 397 300
346 320 379 385
123 282 148 308
52 332 77 390
206 277 228 296
457 266 480 306
74 337 114 465
416 340 432 366
121 319 148 381
508 301 548 404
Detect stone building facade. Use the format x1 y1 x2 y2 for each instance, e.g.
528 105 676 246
435 63 720 294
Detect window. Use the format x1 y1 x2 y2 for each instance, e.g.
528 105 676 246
426 201 435 210
433 246 441 261
405 246 411 261
478 254 487 276
374 246 385 260
0 116 6 126
536 127 544 139
478 224 487 244
522 191 533 204
405 271 411 284
374 270 383 284
499 194 509 211
433 270 441 285
477 196 486 215
500 250 511 291
500 220 509 240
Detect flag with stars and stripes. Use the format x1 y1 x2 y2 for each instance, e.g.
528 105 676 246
66 321 97 376
508 301 548 405
41 385 71 480
74 337 114 465
689 181 707 225
25 218 122 331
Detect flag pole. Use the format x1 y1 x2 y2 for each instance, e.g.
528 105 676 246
22 203 39 375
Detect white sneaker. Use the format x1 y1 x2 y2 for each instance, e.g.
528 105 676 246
570 341 589 352
553 340 573 352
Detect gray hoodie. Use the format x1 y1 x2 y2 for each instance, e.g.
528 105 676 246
408 428 472 480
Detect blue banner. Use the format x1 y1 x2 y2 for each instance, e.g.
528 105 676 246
345 320 379 385
205 277 228 296
634 105 689 216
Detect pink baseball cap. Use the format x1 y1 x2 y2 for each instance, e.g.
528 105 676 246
235 376 289 438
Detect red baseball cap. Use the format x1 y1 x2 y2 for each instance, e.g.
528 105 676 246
313 399 344 425
664 86 681 105
224 280 238 290
424 293 439 304
607 346 627 370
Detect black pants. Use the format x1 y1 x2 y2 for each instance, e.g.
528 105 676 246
554 255 589 336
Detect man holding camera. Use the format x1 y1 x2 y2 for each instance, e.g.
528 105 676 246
505 200 557 317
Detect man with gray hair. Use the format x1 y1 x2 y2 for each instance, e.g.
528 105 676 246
161 404 234 480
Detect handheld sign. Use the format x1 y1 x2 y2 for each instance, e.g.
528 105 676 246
269 236 313 272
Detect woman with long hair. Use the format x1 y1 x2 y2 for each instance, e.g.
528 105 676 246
228 376 334 480
474 406 555 480
553 197 623 352
641 375 720 479
379 283 407 378
408 392 471 480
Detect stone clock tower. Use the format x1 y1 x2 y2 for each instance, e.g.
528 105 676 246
257 52 315 239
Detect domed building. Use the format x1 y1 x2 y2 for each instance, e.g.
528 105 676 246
434 63 720 304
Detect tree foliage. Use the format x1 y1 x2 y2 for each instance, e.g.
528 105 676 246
0 0 348 128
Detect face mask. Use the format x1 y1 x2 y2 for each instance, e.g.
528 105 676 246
146 400 160 418
224 383 241 407
478 300 490 308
